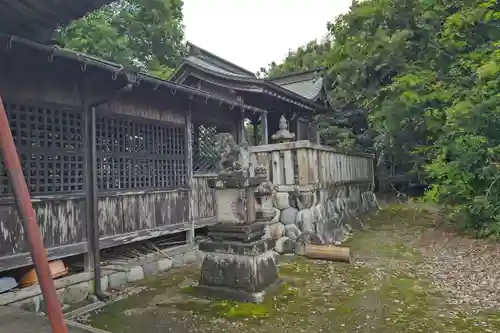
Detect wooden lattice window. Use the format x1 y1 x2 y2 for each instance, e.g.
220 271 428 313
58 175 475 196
0 100 85 195
96 114 186 191
192 123 231 172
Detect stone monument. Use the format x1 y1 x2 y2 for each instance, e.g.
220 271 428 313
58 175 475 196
195 133 280 303
271 115 295 143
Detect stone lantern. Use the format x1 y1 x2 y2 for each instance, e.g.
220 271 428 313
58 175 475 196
195 134 279 303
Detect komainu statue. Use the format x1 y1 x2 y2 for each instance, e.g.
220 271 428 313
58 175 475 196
213 133 250 175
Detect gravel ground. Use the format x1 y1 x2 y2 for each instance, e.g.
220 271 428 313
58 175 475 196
80 203 500 333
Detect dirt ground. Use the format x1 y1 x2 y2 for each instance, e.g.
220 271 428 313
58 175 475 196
79 203 500 333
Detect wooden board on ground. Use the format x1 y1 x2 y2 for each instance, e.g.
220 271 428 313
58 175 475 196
302 244 351 263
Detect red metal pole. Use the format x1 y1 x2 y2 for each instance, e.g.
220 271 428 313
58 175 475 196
0 96 68 333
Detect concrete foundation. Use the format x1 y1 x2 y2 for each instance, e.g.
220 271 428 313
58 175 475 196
0 244 199 314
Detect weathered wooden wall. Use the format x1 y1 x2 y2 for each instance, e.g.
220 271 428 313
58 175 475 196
192 174 216 222
97 190 188 237
0 46 219 272
0 198 86 257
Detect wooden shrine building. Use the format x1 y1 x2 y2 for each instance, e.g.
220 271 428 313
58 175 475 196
170 42 331 146
0 41 333 273
0 35 268 272
0 3 343 274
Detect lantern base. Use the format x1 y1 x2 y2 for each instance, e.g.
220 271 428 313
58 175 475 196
206 221 267 242
196 237 279 303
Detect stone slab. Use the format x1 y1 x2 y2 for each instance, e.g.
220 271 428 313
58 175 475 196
126 266 145 283
207 174 266 188
207 222 267 242
0 306 105 333
199 238 275 256
194 279 284 304
108 272 127 289
143 261 160 277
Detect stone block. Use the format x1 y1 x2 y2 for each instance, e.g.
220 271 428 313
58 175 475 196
263 225 272 239
157 258 173 272
280 207 298 225
143 261 159 277
268 222 285 240
207 222 266 242
9 295 41 313
183 250 198 264
197 250 278 303
108 272 127 289
0 285 41 307
275 236 296 254
285 224 301 241
297 191 315 209
172 253 185 268
65 281 90 304
39 288 65 313
273 192 290 210
199 238 274 256
126 266 145 283
101 275 109 292
195 250 206 262
295 209 313 233
271 208 281 223
215 188 254 224
333 229 348 243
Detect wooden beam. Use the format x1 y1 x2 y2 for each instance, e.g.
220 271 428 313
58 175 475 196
238 108 246 143
185 101 194 245
261 111 269 144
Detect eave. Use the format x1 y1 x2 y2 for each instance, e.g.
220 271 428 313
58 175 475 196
1 34 267 115
0 0 114 42
185 42 256 77
171 59 324 111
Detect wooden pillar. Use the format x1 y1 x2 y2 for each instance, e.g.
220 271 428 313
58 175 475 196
261 111 269 145
250 117 258 146
315 123 321 145
293 118 300 140
81 78 94 273
296 119 304 141
185 101 194 245
237 109 246 144
311 121 321 144
83 107 94 272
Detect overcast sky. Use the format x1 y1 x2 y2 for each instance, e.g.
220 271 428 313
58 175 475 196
182 0 352 73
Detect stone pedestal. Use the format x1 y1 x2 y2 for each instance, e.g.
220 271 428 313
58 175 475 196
196 171 280 303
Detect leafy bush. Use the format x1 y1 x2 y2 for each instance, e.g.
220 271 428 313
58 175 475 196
265 0 500 233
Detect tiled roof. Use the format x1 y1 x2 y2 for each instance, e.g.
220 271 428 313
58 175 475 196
269 69 325 101
170 42 326 110
273 76 324 100
186 56 250 77
1 35 267 114
186 42 255 77
0 0 113 41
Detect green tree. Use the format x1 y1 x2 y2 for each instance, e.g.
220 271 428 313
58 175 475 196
258 39 331 78
56 0 186 78
259 36 372 152
267 0 500 233
327 0 500 232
